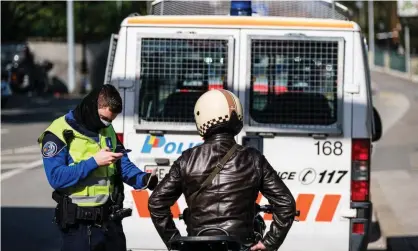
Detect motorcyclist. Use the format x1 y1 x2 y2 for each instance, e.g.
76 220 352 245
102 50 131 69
148 89 296 251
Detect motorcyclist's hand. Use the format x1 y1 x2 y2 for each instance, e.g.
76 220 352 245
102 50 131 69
93 147 123 166
250 241 267 251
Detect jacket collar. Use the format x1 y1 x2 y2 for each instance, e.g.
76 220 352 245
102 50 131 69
204 133 236 143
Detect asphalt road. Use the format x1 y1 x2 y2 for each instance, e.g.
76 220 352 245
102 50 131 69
1 95 82 251
368 72 418 251
1 72 418 251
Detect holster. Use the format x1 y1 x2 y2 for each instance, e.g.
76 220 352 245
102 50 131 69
52 191 112 230
52 190 78 229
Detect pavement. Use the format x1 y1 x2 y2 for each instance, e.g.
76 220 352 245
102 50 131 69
366 72 418 251
1 73 418 251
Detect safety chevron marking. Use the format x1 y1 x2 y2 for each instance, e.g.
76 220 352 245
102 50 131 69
132 191 341 222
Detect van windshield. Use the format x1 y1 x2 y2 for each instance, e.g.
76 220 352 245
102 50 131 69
250 39 339 126
138 38 229 123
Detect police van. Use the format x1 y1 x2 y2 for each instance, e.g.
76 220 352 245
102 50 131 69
107 1 382 250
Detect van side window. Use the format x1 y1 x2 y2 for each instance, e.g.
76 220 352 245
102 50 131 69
250 39 339 126
138 38 229 123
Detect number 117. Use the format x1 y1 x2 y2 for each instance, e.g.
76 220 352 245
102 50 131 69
318 170 348 184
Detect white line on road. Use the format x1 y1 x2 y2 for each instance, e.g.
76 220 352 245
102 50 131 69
0 159 43 181
376 91 410 136
0 144 44 181
1 128 10 135
1 154 41 162
1 161 42 169
1 144 39 155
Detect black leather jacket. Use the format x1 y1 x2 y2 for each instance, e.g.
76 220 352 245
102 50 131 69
148 133 296 250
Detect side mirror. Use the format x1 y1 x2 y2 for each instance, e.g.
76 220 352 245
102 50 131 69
372 106 382 142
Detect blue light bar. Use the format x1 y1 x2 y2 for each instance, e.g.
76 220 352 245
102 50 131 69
230 1 252 16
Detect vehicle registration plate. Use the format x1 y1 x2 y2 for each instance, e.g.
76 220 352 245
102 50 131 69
144 165 170 180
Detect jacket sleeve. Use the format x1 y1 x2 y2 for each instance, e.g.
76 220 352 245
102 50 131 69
119 153 148 189
41 132 98 190
148 156 183 248
259 154 296 251
114 137 148 189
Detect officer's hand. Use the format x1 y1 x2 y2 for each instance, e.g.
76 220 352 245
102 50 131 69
250 241 267 251
93 148 123 167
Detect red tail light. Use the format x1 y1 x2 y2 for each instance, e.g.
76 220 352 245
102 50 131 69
351 181 369 201
351 139 370 202
352 223 365 234
352 139 370 161
116 133 124 144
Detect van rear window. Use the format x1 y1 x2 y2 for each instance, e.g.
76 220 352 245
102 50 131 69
138 38 229 123
250 39 339 126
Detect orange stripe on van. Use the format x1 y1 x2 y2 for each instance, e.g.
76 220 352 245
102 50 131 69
127 16 354 29
263 193 315 221
132 191 341 222
256 192 263 204
315 194 341 222
132 190 181 218
132 190 151 217
294 194 315 221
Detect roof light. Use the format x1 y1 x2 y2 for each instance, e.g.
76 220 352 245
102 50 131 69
230 1 252 16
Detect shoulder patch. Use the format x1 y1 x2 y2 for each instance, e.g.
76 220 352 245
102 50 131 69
42 141 58 158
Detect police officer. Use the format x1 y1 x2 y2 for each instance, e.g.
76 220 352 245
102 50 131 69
148 89 296 251
39 84 158 251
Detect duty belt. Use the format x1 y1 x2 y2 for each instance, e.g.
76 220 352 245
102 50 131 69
76 206 108 224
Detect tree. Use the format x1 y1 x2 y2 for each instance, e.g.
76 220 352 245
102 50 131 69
1 1 147 43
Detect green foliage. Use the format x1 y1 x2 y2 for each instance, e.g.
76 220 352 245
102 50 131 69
1 1 147 42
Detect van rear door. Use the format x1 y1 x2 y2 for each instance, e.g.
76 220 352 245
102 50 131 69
237 29 355 251
121 27 240 250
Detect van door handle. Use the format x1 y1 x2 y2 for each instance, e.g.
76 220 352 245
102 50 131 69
155 158 170 166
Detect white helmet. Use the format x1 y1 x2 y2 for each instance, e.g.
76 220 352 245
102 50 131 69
194 89 243 137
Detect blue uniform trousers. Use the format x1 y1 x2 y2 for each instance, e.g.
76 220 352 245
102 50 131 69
60 220 126 251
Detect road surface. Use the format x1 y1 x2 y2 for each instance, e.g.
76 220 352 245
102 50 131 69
1 72 418 251
368 72 418 251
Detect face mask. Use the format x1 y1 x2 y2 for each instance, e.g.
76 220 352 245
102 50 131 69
100 118 112 127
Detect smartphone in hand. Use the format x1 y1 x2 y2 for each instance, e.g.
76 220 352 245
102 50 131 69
118 149 132 154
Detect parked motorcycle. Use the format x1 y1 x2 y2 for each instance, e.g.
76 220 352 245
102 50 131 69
6 49 31 93
5 46 53 95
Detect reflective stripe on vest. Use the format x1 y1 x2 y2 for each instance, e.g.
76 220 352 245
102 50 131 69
39 115 117 207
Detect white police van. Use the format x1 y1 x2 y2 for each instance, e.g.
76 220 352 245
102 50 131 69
106 1 382 250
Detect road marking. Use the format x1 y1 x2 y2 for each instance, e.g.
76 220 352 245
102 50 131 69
0 159 43 181
1 154 41 162
1 128 10 135
374 91 410 136
0 144 43 181
369 88 413 248
1 144 39 155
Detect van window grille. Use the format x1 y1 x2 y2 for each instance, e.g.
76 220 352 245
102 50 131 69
138 38 229 123
250 39 340 127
